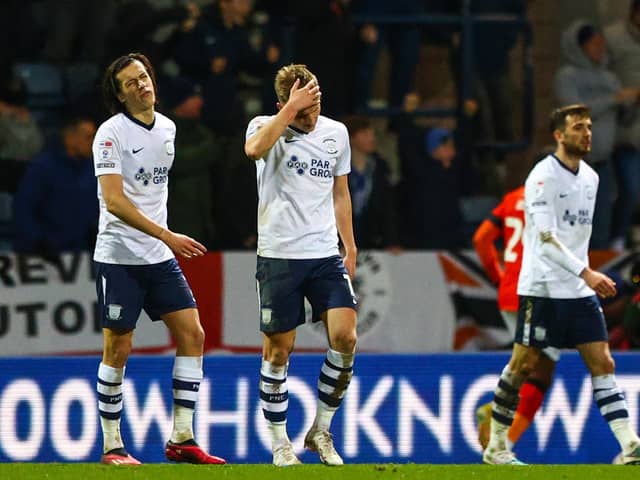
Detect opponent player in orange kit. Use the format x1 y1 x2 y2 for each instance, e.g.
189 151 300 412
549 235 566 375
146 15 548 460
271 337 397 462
473 182 558 451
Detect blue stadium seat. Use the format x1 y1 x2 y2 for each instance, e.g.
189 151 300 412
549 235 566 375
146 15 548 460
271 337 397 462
13 62 65 109
64 62 99 101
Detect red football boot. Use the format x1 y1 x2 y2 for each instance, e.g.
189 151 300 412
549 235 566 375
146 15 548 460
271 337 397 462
100 448 142 465
165 440 226 464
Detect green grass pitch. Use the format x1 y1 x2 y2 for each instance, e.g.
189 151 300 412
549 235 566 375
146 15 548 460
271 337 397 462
0 464 638 480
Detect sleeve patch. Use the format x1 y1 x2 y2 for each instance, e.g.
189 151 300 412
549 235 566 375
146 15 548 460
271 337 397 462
97 140 113 161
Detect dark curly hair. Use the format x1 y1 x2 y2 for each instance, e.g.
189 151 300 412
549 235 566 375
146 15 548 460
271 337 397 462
102 53 158 115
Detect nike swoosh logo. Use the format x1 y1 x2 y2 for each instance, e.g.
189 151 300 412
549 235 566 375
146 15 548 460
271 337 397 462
284 139 298 143
133 147 144 154
559 193 568 198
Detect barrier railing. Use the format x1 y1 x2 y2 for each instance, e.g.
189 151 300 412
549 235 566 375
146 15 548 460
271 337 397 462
352 7 533 156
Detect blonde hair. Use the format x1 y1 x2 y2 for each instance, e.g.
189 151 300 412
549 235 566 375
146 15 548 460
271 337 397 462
274 64 316 104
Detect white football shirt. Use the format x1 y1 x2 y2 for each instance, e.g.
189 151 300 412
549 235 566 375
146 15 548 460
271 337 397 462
246 115 351 258
92 111 175 264
517 154 598 298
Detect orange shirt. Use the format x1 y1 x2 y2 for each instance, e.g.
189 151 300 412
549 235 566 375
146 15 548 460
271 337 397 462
473 186 525 312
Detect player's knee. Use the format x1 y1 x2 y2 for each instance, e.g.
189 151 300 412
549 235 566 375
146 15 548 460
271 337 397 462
600 355 615 374
104 338 132 367
332 330 357 353
511 350 539 377
267 347 290 366
185 323 205 349
174 322 205 351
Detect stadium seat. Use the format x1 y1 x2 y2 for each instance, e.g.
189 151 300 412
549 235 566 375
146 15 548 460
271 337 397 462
13 63 65 109
64 62 99 101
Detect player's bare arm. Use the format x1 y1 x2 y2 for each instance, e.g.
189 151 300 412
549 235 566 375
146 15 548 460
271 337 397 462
580 267 617 298
99 174 206 258
244 79 321 160
333 175 357 278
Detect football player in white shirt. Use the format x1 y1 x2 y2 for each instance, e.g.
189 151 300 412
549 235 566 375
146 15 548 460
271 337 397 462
245 64 358 467
483 104 640 465
92 53 225 466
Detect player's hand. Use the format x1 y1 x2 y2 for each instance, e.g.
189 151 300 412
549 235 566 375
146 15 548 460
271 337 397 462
286 78 321 114
159 229 207 259
580 268 617 298
343 249 357 279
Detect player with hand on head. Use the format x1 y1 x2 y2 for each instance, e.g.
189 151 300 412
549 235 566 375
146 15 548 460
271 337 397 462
483 104 640 465
93 53 225 466
245 64 358 467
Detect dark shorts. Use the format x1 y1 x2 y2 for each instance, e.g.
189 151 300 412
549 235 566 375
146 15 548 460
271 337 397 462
95 258 197 330
515 295 608 350
255 255 358 333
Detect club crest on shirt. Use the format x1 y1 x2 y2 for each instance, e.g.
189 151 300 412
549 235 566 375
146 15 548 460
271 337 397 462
585 185 595 200
164 139 175 156
323 138 338 154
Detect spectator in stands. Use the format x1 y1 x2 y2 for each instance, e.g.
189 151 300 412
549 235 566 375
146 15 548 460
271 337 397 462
554 19 640 249
352 0 423 111
399 126 464 249
13 115 98 254
41 0 116 65
605 1 640 251
287 0 353 117
172 0 277 135
472 0 525 142
161 76 218 249
172 0 271 249
105 1 201 67
460 0 526 189
0 75 44 192
344 115 400 250
0 1 44 72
